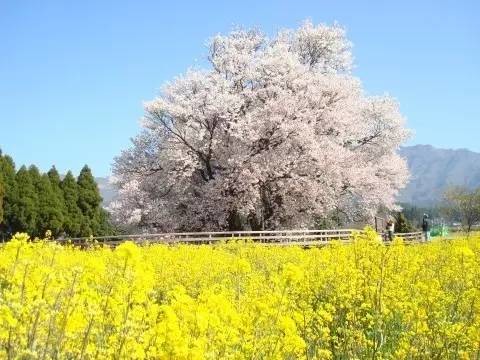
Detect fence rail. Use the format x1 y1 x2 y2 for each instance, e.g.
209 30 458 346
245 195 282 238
393 232 425 241
57 230 425 247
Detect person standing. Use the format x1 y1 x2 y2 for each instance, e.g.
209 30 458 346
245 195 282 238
386 218 395 241
422 214 431 241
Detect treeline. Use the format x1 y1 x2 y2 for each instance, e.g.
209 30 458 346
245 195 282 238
0 150 112 239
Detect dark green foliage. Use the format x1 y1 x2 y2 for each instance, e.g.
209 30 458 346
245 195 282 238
399 203 440 228
47 166 62 187
0 180 4 225
394 212 415 233
0 152 17 237
11 166 39 235
77 166 102 217
0 150 113 239
61 171 82 237
35 174 65 237
97 207 114 235
45 166 67 235
77 165 103 236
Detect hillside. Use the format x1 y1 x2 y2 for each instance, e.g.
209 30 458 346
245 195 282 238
96 145 480 208
398 145 480 206
96 177 118 206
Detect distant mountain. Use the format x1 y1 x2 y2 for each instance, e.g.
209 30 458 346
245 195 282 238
96 145 480 208
96 177 118 206
398 145 480 206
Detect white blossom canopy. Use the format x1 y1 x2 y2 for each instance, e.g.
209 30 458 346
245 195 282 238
112 21 411 231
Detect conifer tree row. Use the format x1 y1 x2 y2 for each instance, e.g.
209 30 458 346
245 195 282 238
0 181 4 225
0 150 112 239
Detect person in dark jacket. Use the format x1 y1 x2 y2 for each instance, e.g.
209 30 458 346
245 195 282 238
422 214 431 241
386 218 395 241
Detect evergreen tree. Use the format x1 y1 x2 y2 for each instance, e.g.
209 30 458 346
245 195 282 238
11 166 38 235
0 180 4 226
77 165 100 236
35 174 64 237
394 212 415 233
76 165 112 236
1 150 112 238
47 166 62 187
61 171 82 237
77 166 102 213
0 152 17 237
47 166 67 234
27 165 42 186
97 207 114 235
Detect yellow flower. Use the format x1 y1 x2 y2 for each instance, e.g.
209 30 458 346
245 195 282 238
0 229 479 358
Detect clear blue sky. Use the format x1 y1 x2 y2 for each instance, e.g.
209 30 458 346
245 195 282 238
1 0 478 177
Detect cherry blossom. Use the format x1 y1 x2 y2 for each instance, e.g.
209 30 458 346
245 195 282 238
112 21 411 231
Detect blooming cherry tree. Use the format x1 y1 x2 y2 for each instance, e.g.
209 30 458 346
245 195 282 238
112 21 410 231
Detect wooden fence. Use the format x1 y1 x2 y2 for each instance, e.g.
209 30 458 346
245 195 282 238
59 229 425 247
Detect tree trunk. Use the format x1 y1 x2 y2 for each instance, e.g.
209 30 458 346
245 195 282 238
227 209 243 231
247 211 262 231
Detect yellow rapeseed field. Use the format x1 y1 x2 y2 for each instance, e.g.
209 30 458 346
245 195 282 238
0 229 479 359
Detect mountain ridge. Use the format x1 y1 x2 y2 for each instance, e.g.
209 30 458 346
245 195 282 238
398 144 480 206
96 144 480 208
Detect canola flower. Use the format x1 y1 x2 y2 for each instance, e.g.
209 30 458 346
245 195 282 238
0 229 479 359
